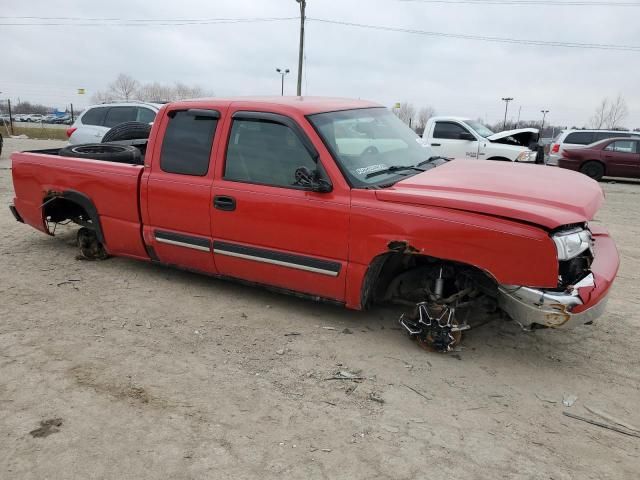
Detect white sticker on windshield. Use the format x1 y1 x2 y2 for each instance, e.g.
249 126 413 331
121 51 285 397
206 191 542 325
356 164 388 175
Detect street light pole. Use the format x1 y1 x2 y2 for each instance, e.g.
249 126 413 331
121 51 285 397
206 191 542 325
295 0 306 96
276 68 290 96
501 97 513 130
540 109 549 134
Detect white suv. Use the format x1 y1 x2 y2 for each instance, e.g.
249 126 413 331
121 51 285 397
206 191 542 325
548 129 640 165
67 101 162 144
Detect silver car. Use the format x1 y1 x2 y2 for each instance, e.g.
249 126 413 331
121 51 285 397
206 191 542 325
67 101 161 144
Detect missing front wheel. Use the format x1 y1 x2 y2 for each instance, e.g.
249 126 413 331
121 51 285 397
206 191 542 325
399 302 469 353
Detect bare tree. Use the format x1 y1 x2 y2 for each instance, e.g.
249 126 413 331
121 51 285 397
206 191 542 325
589 98 609 129
395 102 416 126
606 94 628 129
136 82 175 102
91 74 213 104
108 74 139 101
416 106 436 130
90 90 115 104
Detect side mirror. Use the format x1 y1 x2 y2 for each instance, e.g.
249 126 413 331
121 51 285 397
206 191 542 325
458 132 475 141
295 166 333 193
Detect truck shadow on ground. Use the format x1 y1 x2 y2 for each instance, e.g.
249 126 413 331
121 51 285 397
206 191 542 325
42 227 606 371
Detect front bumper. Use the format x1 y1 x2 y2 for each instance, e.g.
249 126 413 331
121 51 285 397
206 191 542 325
9 205 24 223
497 228 619 328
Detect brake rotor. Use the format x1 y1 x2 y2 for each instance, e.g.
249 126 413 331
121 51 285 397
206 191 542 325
416 329 462 352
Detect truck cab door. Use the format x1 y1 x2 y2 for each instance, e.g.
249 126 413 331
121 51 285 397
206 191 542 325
210 109 350 302
141 108 223 274
430 121 478 159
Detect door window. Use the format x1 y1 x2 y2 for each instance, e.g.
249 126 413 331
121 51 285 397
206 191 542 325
604 140 637 153
104 107 138 128
160 110 218 176
81 107 109 126
224 119 317 188
433 121 471 140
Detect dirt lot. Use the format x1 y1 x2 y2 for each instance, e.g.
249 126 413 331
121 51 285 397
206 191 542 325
1 138 638 479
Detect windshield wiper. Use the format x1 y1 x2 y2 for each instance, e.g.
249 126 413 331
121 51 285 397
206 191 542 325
365 165 425 179
416 156 450 168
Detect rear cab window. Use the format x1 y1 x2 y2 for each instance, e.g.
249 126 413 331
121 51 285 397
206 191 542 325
160 110 219 176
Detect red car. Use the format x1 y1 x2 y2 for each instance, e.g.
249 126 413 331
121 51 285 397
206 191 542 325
559 137 640 180
9 97 619 351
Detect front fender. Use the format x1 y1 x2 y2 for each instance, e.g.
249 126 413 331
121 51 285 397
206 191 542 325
344 196 557 310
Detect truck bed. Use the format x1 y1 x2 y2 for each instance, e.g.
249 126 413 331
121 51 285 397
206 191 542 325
11 150 148 259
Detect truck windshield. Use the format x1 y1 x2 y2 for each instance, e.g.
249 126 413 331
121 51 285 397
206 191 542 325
308 107 440 187
465 120 495 138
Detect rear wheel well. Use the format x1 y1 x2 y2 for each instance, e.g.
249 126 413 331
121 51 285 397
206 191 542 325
361 250 499 309
42 192 103 242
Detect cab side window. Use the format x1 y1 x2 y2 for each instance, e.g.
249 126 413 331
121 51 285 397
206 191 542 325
160 110 218 176
433 121 470 140
224 118 317 188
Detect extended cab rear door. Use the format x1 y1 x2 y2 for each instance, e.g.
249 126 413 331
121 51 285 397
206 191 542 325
210 107 350 302
141 106 225 274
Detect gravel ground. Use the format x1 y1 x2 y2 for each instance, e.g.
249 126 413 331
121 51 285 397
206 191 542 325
1 138 639 479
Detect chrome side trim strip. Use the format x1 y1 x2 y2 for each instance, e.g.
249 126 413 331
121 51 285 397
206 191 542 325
156 237 211 252
213 249 339 277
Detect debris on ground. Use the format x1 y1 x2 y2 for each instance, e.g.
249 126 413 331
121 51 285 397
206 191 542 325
369 392 385 404
322 326 336 331
535 393 558 404
284 332 301 336
563 411 640 438
341 328 353 334
324 370 364 381
584 405 640 433
276 349 285 355
29 418 63 438
402 384 432 401
563 394 578 407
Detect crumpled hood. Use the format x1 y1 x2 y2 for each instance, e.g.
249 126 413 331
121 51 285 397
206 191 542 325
487 127 539 148
487 127 538 142
375 160 604 229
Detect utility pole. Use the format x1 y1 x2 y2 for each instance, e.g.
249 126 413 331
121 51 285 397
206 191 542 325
7 99 14 135
540 109 549 135
516 106 521 128
501 97 513 130
295 0 306 96
276 68 290 96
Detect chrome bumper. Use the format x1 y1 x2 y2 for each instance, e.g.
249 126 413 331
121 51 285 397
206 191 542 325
497 274 607 328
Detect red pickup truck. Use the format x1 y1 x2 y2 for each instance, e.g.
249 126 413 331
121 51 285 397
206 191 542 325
9 97 619 351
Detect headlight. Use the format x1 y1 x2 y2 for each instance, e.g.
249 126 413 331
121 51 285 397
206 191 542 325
552 228 592 260
516 150 537 163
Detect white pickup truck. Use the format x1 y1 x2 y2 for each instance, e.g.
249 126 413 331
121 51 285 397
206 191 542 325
422 116 539 162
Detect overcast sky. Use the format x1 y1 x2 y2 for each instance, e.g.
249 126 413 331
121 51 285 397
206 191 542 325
2 0 639 128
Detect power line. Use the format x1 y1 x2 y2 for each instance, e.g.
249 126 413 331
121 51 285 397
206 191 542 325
0 17 298 27
399 0 640 5
308 18 640 52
